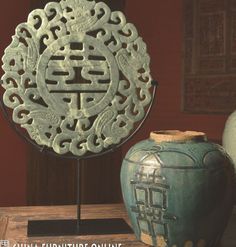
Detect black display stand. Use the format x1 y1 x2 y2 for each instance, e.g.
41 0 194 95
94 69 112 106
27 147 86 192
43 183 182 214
27 159 133 236
0 80 158 237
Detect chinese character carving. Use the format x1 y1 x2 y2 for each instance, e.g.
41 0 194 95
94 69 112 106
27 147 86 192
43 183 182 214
0 240 9 247
1 0 152 156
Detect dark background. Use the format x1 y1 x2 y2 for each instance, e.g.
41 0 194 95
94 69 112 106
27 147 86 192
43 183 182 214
0 0 228 206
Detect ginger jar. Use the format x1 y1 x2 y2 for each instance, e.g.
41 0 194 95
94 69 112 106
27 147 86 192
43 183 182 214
120 130 234 247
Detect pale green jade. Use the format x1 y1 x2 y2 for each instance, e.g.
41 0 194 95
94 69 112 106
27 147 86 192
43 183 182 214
1 0 152 156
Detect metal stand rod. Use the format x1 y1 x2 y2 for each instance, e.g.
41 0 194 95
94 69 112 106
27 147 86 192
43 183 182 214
77 159 81 233
27 155 134 236
0 80 159 237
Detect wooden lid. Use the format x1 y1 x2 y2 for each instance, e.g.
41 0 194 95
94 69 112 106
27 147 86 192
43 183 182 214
150 130 207 143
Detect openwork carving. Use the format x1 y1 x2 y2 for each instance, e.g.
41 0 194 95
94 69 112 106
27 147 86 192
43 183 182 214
1 0 152 156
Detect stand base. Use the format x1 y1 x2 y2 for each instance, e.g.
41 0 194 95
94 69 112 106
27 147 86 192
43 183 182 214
27 218 133 237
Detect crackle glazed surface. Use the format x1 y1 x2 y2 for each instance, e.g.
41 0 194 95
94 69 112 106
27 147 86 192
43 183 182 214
1 0 152 156
121 131 235 247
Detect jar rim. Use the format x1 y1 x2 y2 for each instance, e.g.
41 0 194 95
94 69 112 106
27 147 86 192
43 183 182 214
150 130 207 143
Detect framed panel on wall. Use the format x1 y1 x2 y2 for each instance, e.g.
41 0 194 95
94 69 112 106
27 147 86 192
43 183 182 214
183 0 236 114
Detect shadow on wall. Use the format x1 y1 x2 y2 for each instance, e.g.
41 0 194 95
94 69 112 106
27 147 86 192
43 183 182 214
0 1 31 206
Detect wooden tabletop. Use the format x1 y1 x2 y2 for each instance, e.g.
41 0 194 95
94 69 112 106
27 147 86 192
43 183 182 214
0 204 235 247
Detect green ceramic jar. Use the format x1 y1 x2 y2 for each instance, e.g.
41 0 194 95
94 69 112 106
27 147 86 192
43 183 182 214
121 130 235 247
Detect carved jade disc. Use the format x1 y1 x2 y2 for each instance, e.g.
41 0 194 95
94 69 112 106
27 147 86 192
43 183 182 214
1 0 152 156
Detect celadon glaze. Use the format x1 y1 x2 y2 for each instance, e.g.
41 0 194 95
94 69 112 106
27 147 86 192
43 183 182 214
223 111 236 167
121 130 235 247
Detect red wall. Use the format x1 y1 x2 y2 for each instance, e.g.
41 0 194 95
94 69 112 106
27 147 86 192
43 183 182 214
124 0 228 153
0 0 230 206
0 1 30 206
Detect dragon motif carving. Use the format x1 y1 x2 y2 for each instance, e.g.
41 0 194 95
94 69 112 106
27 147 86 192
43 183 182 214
1 0 152 156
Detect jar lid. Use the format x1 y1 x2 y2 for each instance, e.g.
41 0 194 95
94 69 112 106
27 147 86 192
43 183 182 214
150 130 207 143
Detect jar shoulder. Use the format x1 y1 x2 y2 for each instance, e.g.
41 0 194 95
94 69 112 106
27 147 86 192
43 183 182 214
124 139 232 169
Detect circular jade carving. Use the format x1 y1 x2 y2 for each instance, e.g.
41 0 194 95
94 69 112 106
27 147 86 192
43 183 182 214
1 0 152 156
